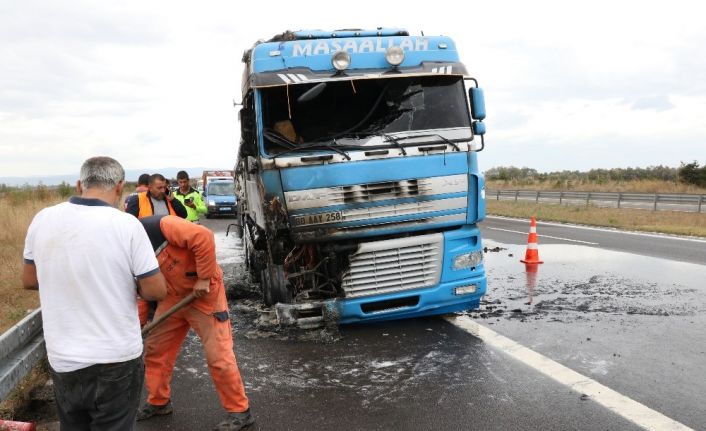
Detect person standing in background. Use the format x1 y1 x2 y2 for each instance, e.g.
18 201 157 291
22 156 167 430
125 173 187 326
173 170 207 222
125 173 187 219
124 173 150 211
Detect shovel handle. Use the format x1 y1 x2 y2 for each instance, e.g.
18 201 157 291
141 292 197 337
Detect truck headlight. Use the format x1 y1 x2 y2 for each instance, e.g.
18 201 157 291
208 200 216 206
452 250 483 270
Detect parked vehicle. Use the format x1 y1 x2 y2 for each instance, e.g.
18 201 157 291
202 169 235 190
235 28 488 325
204 177 237 218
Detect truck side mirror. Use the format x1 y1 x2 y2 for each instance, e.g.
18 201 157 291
239 108 254 134
472 121 486 136
468 87 486 120
468 85 486 140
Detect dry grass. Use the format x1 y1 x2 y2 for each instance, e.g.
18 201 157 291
486 179 706 194
487 200 706 237
0 195 64 333
0 187 136 333
0 359 49 420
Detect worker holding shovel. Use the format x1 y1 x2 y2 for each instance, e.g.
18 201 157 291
136 215 253 431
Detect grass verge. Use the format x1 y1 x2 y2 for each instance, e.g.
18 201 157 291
487 200 706 238
0 197 64 333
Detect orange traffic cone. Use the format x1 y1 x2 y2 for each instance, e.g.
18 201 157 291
520 217 544 264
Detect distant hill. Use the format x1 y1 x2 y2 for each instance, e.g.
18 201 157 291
0 167 217 186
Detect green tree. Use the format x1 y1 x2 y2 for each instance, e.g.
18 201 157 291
678 161 702 186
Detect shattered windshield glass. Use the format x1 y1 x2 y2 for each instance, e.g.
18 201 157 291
260 75 471 154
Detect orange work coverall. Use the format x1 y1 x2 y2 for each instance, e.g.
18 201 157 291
143 215 249 413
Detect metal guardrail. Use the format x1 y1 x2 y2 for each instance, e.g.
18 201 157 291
0 309 45 401
487 189 705 213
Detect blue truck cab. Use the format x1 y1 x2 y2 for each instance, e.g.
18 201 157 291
235 28 488 324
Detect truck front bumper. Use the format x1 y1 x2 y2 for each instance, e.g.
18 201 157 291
328 272 487 324
274 273 486 327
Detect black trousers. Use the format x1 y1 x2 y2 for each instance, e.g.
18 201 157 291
50 356 144 431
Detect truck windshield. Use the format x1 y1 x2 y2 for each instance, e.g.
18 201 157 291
260 75 470 153
208 183 233 196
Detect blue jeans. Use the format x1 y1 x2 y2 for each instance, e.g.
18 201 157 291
50 356 144 431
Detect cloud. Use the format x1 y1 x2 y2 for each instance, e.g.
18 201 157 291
631 95 674 112
1 0 706 177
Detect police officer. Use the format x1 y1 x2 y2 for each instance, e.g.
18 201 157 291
172 170 207 222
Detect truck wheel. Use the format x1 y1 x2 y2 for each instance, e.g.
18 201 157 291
260 264 292 306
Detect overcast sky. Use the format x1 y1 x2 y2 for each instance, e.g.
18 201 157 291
1 0 705 179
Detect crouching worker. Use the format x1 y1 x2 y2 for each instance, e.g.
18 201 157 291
136 215 253 431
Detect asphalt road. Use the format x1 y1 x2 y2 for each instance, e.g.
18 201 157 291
483 215 706 265
132 216 705 431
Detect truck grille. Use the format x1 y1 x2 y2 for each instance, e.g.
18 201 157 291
341 233 443 298
284 174 467 211
342 180 424 204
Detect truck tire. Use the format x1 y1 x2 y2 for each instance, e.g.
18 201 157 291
260 264 292 306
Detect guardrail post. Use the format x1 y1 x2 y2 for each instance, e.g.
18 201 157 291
536 191 539 203
559 191 563 205
617 193 622 208
496 190 500 200
699 195 703 213
653 194 658 211
515 190 519 202
586 192 590 207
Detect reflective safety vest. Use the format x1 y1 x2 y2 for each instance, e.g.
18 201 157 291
173 188 207 222
137 191 177 219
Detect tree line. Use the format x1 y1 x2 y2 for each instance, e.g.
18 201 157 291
677 162 706 188
485 163 706 187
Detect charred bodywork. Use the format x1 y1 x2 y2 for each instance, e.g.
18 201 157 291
236 28 487 324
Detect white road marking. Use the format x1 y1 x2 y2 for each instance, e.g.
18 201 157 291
485 226 599 245
446 315 694 431
486 215 706 244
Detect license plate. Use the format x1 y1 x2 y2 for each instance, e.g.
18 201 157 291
292 211 342 226
219 207 232 211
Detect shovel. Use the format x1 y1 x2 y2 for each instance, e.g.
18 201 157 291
141 292 196 338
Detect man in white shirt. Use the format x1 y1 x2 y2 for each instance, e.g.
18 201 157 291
22 156 167 431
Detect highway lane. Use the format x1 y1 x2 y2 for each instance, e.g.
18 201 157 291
482 215 706 265
478 217 706 429
136 218 704 430
23 215 704 429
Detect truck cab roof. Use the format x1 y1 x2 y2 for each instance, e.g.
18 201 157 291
242 28 467 91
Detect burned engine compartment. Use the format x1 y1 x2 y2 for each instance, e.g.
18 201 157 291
242 210 357 305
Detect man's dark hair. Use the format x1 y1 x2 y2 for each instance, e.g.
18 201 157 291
176 170 189 181
137 173 150 186
149 173 166 185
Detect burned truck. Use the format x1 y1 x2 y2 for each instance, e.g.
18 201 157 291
235 28 488 325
